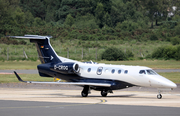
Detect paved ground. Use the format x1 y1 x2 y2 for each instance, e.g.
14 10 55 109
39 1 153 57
0 85 180 116
0 69 180 116
0 100 180 116
0 88 180 107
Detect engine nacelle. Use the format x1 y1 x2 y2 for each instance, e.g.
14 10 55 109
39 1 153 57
50 62 80 74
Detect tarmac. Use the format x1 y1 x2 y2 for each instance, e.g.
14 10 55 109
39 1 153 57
0 84 180 116
0 87 180 107
0 69 180 116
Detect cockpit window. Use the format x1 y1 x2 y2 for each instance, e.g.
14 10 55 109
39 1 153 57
146 70 157 75
139 70 146 74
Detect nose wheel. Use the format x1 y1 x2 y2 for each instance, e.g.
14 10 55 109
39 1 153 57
157 94 162 99
157 90 162 99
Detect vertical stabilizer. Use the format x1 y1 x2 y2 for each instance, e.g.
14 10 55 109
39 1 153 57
8 35 61 64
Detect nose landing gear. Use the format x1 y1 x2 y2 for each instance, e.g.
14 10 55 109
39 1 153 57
157 90 162 99
157 94 162 99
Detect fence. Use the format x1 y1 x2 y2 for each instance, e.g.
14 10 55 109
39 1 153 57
0 46 151 61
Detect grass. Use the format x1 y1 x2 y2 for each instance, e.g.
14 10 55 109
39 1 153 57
159 72 180 84
0 74 53 83
0 39 171 61
0 61 40 70
0 72 179 84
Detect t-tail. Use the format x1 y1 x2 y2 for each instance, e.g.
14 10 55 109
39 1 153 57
8 35 61 64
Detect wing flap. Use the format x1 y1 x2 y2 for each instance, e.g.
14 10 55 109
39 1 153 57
14 71 111 87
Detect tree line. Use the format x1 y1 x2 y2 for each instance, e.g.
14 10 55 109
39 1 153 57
0 0 180 43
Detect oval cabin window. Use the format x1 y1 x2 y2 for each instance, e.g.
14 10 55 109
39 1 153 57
124 70 128 74
118 70 121 74
111 69 115 74
87 68 91 72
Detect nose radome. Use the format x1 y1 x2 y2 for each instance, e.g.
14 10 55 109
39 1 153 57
169 82 177 88
153 75 177 89
162 79 177 88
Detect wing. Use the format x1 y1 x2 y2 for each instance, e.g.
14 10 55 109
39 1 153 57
14 71 111 87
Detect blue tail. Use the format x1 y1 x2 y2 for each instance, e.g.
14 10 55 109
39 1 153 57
9 35 61 64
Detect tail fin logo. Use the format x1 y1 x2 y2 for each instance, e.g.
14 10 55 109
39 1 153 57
50 56 54 60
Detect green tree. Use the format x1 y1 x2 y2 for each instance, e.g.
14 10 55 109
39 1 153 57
74 13 98 29
169 0 180 16
20 0 46 19
95 3 105 28
110 0 125 27
13 7 25 26
140 0 170 28
64 14 74 26
24 11 34 26
33 17 45 26
0 0 20 37
45 5 55 22
101 47 126 61
103 12 112 27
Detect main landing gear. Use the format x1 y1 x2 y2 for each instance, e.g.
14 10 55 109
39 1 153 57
101 90 108 97
157 90 162 99
81 85 90 97
81 86 113 97
101 90 113 97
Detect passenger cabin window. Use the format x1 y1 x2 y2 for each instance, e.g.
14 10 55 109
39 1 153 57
97 67 103 75
87 68 91 72
146 70 157 75
118 70 121 74
124 70 128 74
139 70 146 74
111 69 115 74
105 69 108 72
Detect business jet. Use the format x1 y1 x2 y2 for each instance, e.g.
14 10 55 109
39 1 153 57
8 35 177 99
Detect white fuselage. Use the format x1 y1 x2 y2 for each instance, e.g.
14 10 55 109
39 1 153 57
76 63 177 89
58 51 177 90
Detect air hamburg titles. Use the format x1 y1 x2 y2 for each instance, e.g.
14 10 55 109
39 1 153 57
54 64 68 70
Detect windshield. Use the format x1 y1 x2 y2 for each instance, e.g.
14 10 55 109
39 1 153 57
146 70 157 75
139 70 146 74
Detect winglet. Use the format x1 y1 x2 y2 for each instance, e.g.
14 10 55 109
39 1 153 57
14 71 24 82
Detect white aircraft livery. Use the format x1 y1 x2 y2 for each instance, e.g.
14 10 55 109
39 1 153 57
8 35 177 99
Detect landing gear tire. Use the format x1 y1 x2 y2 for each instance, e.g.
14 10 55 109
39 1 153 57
81 85 89 97
101 90 108 97
81 91 88 97
157 94 162 99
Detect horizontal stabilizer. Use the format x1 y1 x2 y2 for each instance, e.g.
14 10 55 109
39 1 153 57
14 71 111 87
7 35 52 39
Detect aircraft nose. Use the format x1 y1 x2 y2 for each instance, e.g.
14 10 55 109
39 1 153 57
161 78 177 89
168 82 177 88
152 75 177 89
